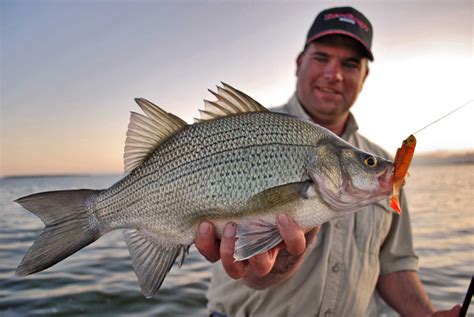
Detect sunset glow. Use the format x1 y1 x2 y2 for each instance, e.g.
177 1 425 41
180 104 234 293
1 1 472 177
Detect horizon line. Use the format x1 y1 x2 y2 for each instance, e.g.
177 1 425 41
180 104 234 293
2 149 473 179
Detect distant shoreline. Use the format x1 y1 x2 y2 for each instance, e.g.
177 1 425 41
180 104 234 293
2 173 121 180
413 160 474 166
412 150 474 166
2 150 473 179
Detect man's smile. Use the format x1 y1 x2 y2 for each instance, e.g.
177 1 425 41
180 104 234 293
315 86 342 98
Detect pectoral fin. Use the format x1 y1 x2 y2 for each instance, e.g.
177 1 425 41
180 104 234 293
246 181 312 210
124 229 186 298
234 219 283 261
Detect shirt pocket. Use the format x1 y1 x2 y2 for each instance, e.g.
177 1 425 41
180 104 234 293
354 201 392 254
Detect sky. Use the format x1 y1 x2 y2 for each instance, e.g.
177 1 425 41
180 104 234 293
1 0 473 177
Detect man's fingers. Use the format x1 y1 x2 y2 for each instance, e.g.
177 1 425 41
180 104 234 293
195 221 220 263
248 250 278 277
277 214 306 255
220 223 247 279
196 217 318 281
305 225 321 244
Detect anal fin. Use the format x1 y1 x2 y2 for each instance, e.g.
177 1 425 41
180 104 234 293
234 220 283 261
124 229 186 298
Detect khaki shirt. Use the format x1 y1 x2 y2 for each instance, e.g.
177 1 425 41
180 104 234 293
206 95 418 317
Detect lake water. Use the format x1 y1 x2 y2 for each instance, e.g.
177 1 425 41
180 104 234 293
1 164 472 316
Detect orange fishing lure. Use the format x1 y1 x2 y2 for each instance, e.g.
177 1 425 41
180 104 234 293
390 134 416 214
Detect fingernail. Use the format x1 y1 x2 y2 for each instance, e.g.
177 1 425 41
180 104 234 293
199 222 210 236
278 214 289 227
224 223 236 238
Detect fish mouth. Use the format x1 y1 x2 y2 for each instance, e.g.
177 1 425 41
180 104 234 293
310 158 395 213
313 170 393 213
377 165 394 195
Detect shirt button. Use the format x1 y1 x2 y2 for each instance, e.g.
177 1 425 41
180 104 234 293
332 263 341 273
325 309 332 316
335 221 341 229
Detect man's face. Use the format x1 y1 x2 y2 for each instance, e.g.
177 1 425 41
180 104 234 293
295 39 369 126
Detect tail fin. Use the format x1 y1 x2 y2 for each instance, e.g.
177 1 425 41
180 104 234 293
15 189 101 276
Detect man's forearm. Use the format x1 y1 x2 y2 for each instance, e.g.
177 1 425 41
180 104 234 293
377 270 435 316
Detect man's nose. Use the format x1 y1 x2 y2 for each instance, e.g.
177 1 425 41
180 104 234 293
323 62 343 82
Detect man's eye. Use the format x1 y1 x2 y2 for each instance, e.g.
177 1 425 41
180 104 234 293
314 56 328 62
342 61 360 70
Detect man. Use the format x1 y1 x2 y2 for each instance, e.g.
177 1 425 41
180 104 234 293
195 7 460 316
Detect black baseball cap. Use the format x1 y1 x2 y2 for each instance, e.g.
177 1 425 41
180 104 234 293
305 6 374 61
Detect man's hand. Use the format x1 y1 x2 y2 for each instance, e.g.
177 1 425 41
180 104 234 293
431 305 461 317
195 214 319 288
377 271 462 317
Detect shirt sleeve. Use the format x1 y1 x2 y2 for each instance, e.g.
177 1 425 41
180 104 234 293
379 189 419 275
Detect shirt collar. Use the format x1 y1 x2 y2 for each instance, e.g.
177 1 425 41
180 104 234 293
286 94 359 141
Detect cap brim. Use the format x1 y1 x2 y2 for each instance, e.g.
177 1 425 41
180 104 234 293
306 30 374 61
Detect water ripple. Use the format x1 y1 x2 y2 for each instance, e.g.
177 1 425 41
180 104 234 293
1 167 472 315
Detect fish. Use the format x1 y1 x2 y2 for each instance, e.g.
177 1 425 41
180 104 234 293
15 83 395 298
390 134 416 214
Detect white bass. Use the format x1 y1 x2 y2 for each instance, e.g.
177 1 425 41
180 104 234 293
15 83 394 297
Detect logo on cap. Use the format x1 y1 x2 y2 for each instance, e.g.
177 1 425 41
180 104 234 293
324 13 369 32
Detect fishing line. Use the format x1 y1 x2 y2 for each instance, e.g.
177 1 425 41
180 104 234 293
412 100 473 135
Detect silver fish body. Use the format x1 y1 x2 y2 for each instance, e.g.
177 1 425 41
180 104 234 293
98 112 323 239
15 84 394 297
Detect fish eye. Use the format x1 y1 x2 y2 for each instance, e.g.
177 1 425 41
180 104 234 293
363 155 377 167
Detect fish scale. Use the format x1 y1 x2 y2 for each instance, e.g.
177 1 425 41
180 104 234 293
94 112 319 234
14 83 395 298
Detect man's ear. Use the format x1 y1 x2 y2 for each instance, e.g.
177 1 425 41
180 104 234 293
359 63 370 92
364 65 369 81
295 51 304 76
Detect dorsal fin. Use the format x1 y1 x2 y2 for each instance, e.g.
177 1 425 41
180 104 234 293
194 82 268 122
124 98 187 173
